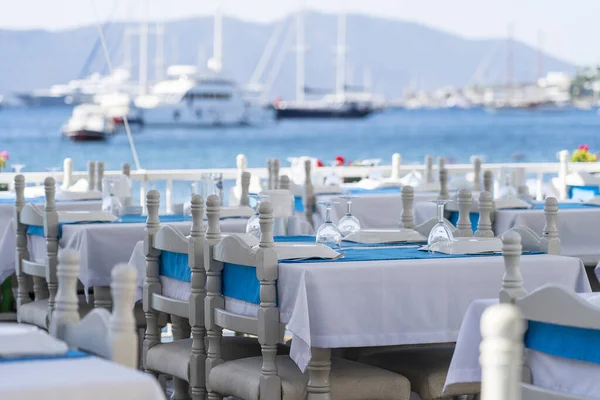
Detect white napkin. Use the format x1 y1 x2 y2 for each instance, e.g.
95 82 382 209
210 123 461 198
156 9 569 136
346 179 401 191
422 237 502 255
344 229 426 244
57 210 115 223
0 324 68 358
67 178 90 192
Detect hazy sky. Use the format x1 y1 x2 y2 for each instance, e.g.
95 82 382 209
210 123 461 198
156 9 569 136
2 0 599 65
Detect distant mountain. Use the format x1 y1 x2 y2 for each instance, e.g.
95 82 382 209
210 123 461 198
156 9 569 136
0 11 575 100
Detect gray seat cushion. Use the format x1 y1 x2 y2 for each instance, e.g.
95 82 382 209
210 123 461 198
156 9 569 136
358 345 458 400
147 336 269 381
18 295 93 330
209 355 411 400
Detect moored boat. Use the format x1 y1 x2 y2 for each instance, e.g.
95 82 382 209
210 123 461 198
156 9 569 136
61 104 115 141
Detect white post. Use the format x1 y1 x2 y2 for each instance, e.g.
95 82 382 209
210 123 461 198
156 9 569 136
475 191 494 238
63 158 73 189
267 159 274 190
499 231 527 304
272 159 280 190
456 189 473 237
400 185 415 229
558 150 570 200
96 161 104 192
87 161 96 191
480 303 524 400
236 154 247 187
438 168 449 200
109 263 138 369
50 250 81 340
425 155 434 183
483 170 494 195
166 178 173 214
304 160 315 226
541 196 560 255
240 172 251 207
335 9 346 99
155 23 165 81
208 0 223 73
138 1 149 96
391 153 402 180
535 172 544 201
438 156 447 172
473 157 482 191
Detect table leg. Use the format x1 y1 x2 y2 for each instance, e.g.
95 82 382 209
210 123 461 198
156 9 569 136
307 347 332 400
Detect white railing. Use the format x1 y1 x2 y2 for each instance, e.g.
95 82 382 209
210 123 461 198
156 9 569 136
1 151 597 212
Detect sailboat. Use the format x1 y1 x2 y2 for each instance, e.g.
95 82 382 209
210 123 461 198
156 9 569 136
273 6 377 119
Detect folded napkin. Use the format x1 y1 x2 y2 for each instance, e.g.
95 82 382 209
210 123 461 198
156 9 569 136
422 237 503 255
0 324 68 359
344 229 426 244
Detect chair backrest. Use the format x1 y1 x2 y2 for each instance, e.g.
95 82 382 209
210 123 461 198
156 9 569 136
424 155 434 184
303 159 315 226
96 161 104 192
499 231 528 304
240 171 251 207
122 162 131 177
504 197 560 255
438 167 449 200
205 195 285 398
87 161 96 191
455 188 473 237
472 157 482 191
50 250 138 369
279 175 291 191
399 185 415 229
483 170 494 195
14 176 60 322
142 190 206 378
481 295 600 400
475 191 494 238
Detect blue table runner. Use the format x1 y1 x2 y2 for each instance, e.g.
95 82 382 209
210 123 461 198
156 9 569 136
0 348 90 364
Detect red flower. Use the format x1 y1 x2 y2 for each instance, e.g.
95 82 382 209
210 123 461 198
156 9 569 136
579 144 590 152
334 155 345 166
316 160 324 167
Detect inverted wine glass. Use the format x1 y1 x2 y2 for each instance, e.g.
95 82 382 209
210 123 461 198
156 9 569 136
102 181 122 220
337 195 360 237
315 201 342 249
427 199 454 254
246 194 269 239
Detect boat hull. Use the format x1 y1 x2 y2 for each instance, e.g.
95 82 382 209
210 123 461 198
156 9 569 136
274 106 373 119
63 129 108 142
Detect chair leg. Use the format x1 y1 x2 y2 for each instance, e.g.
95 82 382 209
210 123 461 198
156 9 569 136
171 316 191 400
307 347 332 400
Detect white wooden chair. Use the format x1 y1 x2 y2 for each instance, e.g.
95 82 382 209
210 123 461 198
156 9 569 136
14 175 93 329
504 197 560 255
399 185 457 237
142 190 263 400
49 249 139 369
204 195 411 400
481 294 597 400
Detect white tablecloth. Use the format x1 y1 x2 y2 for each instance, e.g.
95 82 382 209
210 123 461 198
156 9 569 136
445 294 600 398
0 356 165 400
414 203 600 266
127 249 590 372
313 191 439 229
0 201 102 283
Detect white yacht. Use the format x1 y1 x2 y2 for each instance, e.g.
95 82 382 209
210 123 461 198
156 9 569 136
134 65 272 127
61 104 115 141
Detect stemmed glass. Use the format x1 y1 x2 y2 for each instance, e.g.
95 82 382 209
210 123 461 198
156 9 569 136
102 181 123 220
427 200 454 254
324 161 342 187
211 173 224 205
11 164 25 173
246 194 269 239
183 182 198 218
315 200 343 249
498 169 517 199
337 195 361 237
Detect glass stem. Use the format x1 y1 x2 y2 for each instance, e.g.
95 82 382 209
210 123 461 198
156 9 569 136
325 206 332 223
346 200 352 215
437 203 445 223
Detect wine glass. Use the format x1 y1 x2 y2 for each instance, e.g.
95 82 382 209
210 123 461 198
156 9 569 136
211 173 224 205
498 169 517 199
315 201 343 249
200 174 218 199
11 164 25 173
427 200 454 254
102 181 123 220
324 161 342 187
183 182 198 218
246 194 269 239
337 195 361 237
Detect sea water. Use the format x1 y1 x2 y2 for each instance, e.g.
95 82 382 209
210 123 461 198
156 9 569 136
1 106 599 204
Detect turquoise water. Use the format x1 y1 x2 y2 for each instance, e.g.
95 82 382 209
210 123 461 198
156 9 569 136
1 107 600 172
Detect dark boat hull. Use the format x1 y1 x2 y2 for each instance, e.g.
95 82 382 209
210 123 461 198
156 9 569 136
274 106 373 119
63 129 108 142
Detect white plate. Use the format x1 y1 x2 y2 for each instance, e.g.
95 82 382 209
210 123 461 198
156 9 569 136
344 229 426 244
220 206 256 219
0 324 69 358
422 237 503 255
57 210 115 223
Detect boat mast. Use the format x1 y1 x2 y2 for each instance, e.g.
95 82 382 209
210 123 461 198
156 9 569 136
335 7 347 99
506 23 514 104
208 0 223 73
296 0 305 102
138 0 149 95
155 22 165 81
